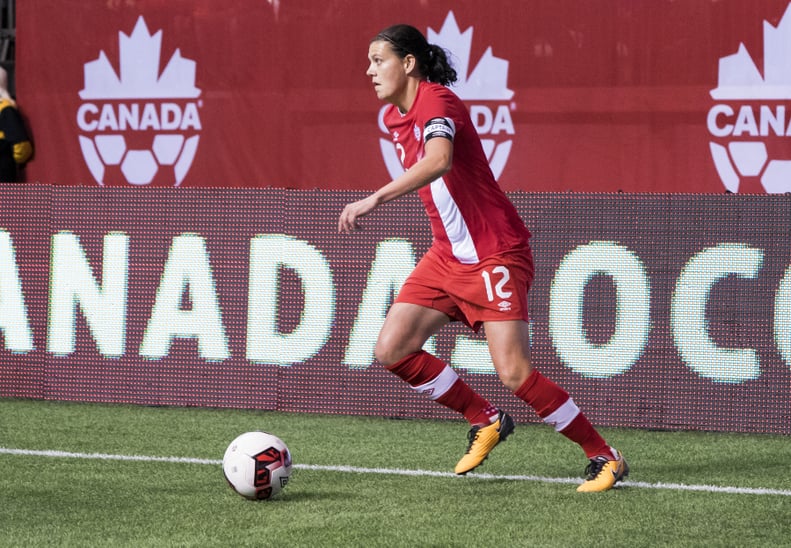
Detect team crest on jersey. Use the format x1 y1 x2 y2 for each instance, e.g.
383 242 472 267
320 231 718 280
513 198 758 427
413 124 421 141
378 11 515 180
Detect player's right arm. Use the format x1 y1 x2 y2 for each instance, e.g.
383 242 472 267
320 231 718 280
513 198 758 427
338 135 452 233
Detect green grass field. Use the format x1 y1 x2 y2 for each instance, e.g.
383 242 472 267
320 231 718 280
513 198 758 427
2 398 790 547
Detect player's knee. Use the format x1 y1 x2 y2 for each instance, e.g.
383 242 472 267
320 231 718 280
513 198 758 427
374 340 399 367
375 336 416 367
494 361 533 391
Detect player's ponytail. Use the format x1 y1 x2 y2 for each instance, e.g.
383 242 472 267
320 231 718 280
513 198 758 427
423 44 457 87
373 25 458 87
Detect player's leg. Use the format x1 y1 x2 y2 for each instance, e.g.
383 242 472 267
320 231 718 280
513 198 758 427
375 302 449 366
376 302 504 474
484 319 628 492
376 302 499 427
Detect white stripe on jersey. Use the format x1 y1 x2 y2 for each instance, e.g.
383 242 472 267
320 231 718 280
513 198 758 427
542 398 581 432
429 177 479 264
412 364 459 400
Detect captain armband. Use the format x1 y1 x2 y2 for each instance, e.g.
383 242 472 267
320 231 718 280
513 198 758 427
423 117 456 142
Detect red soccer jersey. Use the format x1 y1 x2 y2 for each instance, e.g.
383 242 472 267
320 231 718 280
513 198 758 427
382 81 531 264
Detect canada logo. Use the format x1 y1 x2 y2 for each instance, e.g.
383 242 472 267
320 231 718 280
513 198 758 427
77 16 202 187
707 3 791 193
378 11 515 181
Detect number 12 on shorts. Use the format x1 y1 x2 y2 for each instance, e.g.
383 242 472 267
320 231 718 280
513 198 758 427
481 266 512 302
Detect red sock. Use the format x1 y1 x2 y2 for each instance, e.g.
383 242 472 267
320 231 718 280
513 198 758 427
558 414 612 459
387 351 498 426
515 369 610 458
436 380 499 426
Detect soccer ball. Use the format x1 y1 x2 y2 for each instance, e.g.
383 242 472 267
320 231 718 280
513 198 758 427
222 431 293 500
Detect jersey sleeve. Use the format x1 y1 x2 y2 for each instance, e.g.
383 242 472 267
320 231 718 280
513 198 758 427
418 85 466 144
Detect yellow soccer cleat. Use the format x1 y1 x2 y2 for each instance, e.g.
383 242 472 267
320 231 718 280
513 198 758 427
454 410 514 475
577 450 629 493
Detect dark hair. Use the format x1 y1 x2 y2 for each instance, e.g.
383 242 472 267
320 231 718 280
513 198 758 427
373 24 458 86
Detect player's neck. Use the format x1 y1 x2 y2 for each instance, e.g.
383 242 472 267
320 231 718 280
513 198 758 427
394 78 423 115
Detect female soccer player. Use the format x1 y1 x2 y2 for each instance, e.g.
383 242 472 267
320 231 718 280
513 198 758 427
338 24 628 492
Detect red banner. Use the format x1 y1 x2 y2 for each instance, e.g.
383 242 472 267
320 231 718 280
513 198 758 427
1 187 790 434
15 0 791 193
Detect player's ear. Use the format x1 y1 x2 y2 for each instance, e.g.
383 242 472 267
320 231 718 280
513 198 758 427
403 54 417 75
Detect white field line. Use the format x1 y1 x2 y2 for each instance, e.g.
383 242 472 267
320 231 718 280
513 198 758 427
2 447 790 497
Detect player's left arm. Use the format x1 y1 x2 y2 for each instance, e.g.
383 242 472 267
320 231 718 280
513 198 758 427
338 119 453 233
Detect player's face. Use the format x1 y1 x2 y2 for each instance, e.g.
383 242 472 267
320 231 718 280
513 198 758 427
367 40 410 107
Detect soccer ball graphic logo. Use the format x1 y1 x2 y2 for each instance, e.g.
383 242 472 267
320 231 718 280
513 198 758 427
708 4 791 194
77 16 202 187
223 431 293 500
379 11 515 181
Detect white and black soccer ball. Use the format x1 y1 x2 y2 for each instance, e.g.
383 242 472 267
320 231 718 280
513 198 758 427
222 431 293 500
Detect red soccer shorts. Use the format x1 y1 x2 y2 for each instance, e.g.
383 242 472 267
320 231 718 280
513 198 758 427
395 246 535 331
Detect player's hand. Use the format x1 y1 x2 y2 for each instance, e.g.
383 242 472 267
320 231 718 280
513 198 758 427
338 195 378 233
